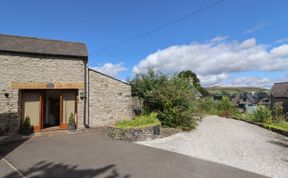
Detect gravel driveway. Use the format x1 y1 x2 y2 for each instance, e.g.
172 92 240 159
138 116 288 178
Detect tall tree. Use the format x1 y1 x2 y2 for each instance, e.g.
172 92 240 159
178 70 209 96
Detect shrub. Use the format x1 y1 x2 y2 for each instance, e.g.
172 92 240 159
252 106 272 123
236 112 254 121
151 76 197 130
178 70 209 96
115 112 160 128
23 116 31 128
131 70 168 114
68 113 75 125
131 70 198 131
200 97 219 115
272 103 285 121
218 96 237 117
22 116 32 135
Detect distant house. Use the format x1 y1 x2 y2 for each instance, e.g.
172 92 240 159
257 96 271 107
255 92 268 100
231 94 240 105
232 93 257 111
238 93 257 108
271 82 288 114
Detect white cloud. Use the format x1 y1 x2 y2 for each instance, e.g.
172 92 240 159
198 73 228 87
133 37 288 87
271 45 288 57
275 38 288 43
226 77 273 88
91 63 127 77
243 22 269 34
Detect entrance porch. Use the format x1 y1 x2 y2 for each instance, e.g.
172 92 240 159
21 89 78 132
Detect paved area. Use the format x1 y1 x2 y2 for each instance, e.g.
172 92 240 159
138 116 288 178
0 128 265 178
0 158 20 177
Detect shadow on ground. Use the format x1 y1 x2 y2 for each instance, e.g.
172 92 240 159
268 140 288 148
0 137 29 157
3 161 130 178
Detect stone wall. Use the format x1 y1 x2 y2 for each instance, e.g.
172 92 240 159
107 125 160 142
0 52 86 134
88 69 133 127
271 97 288 113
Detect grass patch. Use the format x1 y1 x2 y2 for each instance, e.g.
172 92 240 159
264 121 288 131
236 112 254 122
115 113 160 129
236 112 288 132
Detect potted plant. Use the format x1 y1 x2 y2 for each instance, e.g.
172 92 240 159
22 116 32 135
68 113 76 130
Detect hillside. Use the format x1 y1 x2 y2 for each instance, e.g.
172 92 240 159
206 86 270 95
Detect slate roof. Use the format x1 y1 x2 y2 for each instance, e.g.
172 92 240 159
0 34 88 58
239 93 257 104
271 82 288 98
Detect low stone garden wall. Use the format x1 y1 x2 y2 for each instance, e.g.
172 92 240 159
107 125 160 142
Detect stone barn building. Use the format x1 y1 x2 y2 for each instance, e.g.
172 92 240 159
271 82 288 115
0 34 133 135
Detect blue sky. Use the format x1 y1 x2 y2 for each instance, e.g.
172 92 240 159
1 0 288 88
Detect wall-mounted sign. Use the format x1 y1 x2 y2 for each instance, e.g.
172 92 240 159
47 83 54 89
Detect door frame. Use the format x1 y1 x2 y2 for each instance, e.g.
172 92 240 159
59 94 68 129
21 89 78 132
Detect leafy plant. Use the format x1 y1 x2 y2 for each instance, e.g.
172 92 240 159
22 116 31 135
23 116 31 129
272 103 285 121
178 70 209 96
252 106 272 123
155 76 197 130
236 112 254 121
218 96 237 117
235 104 288 132
264 121 288 131
130 70 198 130
68 113 75 125
116 112 160 128
200 97 219 115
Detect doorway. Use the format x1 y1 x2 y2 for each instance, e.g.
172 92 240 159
45 96 60 128
22 89 78 132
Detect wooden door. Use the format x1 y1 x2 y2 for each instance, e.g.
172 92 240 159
23 92 41 132
59 95 68 129
40 95 45 130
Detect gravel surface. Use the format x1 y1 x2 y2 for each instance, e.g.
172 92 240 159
137 115 288 178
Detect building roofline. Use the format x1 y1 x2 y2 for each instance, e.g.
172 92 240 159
0 50 88 60
88 68 130 85
273 82 288 85
0 33 86 45
0 34 88 58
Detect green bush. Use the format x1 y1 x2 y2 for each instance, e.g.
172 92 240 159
131 70 198 131
23 116 31 128
116 112 160 128
68 113 75 125
265 121 288 131
252 106 272 123
236 112 254 121
22 116 32 135
218 96 237 117
272 103 285 121
200 96 238 118
200 97 219 115
178 70 209 96
155 77 197 130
